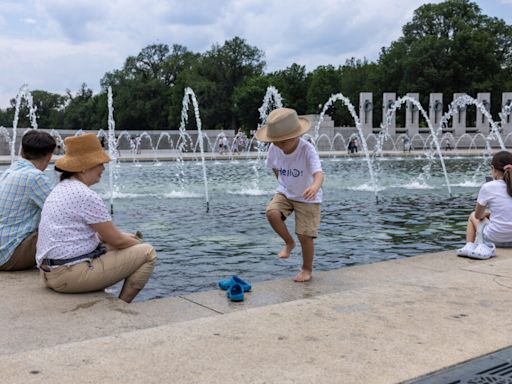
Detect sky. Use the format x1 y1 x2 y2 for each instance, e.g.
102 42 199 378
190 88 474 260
0 0 511 109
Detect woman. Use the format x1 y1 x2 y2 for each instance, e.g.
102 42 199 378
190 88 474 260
36 133 157 302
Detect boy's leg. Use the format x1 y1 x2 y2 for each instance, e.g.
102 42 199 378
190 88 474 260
266 194 295 258
267 210 295 258
295 234 314 282
294 201 320 282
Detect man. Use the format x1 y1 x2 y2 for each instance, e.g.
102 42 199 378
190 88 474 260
0 130 56 271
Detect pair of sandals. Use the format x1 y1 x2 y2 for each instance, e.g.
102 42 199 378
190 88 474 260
218 275 252 302
457 242 496 260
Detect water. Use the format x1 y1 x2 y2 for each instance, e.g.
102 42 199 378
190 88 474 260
0 156 487 301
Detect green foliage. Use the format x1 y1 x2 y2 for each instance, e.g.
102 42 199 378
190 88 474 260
268 63 309 114
377 0 512 116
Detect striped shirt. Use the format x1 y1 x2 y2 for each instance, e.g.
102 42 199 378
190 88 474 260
0 159 53 265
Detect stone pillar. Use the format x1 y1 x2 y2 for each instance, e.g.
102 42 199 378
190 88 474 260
452 93 467 137
502 93 512 134
405 93 419 137
382 93 396 136
429 93 443 127
476 93 491 135
359 92 373 137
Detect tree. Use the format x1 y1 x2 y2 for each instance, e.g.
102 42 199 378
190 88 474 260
100 44 195 131
62 83 96 130
197 37 266 130
268 64 309 114
30 90 67 130
377 0 512 116
233 75 272 132
305 65 343 124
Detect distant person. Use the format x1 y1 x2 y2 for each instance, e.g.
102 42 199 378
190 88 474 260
55 136 64 155
457 151 512 259
403 136 412 152
231 137 239 154
100 136 106 149
445 142 452 151
36 134 157 302
222 135 228 154
348 138 358 154
0 130 56 271
218 134 225 154
255 108 324 282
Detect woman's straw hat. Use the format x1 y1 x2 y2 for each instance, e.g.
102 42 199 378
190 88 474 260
255 108 310 142
55 133 111 172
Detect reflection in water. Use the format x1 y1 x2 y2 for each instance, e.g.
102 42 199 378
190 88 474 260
0 156 489 300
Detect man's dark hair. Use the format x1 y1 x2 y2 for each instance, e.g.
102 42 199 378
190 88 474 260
21 130 57 160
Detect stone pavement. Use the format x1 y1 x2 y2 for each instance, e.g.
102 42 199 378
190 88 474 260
1 249 512 383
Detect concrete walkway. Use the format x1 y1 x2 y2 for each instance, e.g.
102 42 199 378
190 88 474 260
2 249 512 383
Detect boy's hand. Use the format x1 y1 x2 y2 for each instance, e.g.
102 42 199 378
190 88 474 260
303 186 319 200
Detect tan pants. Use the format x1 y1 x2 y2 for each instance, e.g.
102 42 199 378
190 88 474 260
40 243 157 294
0 232 38 271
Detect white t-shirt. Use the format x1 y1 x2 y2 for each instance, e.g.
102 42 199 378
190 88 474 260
36 179 112 266
477 179 512 243
266 138 323 203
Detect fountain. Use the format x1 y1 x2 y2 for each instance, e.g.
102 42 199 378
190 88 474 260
179 87 210 213
381 96 452 196
314 93 379 202
9 84 39 163
3 84 512 301
107 87 117 215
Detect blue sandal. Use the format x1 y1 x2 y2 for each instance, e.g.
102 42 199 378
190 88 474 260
218 275 252 292
226 283 244 302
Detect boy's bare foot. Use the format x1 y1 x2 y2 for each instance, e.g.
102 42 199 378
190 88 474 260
278 242 295 258
293 269 312 282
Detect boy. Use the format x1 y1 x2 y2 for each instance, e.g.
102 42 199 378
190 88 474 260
256 108 324 282
0 130 56 271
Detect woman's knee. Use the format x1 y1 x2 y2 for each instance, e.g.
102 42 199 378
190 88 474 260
137 243 157 263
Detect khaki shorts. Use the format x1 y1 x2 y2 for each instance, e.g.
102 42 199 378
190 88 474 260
266 193 320 238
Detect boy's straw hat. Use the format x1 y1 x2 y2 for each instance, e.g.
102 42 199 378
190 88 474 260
255 108 310 142
55 133 111 172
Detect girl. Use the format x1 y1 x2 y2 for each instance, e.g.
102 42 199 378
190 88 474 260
457 151 512 259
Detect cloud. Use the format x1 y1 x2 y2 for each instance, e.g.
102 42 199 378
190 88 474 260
0 35 124 107
0 0 509 109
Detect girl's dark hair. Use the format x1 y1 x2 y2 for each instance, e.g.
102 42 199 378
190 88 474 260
21 130 57 160
491 151 512 197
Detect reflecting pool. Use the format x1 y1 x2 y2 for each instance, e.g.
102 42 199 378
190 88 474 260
0 156 489 300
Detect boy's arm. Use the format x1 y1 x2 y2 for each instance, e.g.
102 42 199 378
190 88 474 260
303 171 324 200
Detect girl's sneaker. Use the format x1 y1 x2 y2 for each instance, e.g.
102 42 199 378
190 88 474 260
469 243 496 260
456 242 477 257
